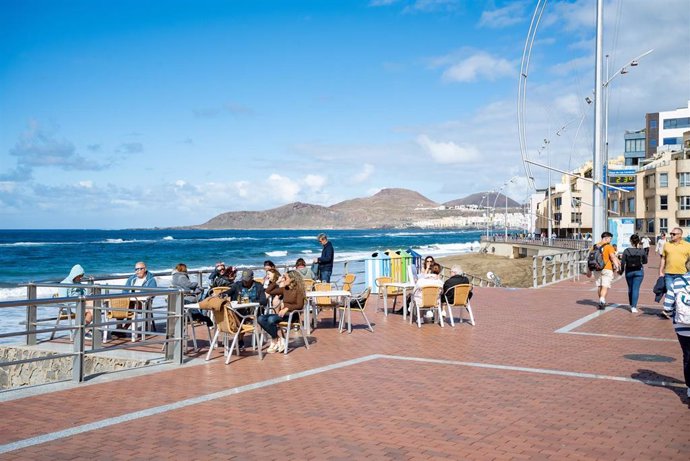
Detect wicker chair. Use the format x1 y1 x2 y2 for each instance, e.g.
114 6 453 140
338 287 373 332
411 286 444 328
443 284 475 326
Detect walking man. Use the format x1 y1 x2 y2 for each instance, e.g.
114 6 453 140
659 227 690 317
656 232 667 256
586 231 620 309
314 233 334 282
640 235 651 257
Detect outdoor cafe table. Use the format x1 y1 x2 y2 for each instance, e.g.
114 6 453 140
305 290 352 333
381 282 415 320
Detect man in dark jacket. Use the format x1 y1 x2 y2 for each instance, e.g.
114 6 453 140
225 269 267 307
314 233 334 282
442 265 473 302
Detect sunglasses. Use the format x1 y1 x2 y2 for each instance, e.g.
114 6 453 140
134 267 146 271
670 232 681 236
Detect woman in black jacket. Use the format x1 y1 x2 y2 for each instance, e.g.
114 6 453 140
620 234 648 313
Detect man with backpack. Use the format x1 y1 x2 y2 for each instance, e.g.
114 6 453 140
586 231 620 309
659 227 690 318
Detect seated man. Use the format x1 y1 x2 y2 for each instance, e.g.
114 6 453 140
208 261 236 289
121 262 158 334
442 265 473 301
225 269 268 308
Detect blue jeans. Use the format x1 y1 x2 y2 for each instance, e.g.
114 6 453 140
319 270 332 283
665 273 685 292
625 270 644 307
258 313 287 339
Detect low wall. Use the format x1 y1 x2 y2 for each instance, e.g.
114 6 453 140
0 346 148 390
480 242 563 258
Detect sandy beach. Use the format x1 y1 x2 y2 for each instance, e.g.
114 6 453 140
437 252 533 288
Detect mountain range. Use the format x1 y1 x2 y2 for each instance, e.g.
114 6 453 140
195 188 520 230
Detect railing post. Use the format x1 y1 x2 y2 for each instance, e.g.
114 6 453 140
532 257 538 288
541 258 546 286
92 285 103 349
26 283 37 346
73 296 86 382
166 291 184 364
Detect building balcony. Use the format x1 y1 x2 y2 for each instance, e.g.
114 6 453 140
643 187 656 198
677 209 690 219
677 186 690 197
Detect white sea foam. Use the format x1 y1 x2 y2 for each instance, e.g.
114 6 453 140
265 250 288 257
0 241 75 247
104 238 126 243
162 236 174 240
300 250 314 254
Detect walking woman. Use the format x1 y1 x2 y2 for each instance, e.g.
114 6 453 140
258 270 306 353
620 234 648 313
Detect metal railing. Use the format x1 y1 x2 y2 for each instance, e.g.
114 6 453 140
480 235 591 250
0 283 184 383
532 248 589 288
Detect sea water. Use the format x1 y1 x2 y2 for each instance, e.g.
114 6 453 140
0 228 485 342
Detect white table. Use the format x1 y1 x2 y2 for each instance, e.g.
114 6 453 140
306 290 352 333
381 282 415 319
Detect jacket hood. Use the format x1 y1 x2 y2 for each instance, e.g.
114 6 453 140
61 264 84 284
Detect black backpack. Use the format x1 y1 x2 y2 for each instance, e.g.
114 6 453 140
625 251 643 272
587 244 607 271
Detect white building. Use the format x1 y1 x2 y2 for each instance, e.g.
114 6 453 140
646 100 690 156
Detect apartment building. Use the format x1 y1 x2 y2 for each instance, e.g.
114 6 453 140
645 100 690 157
636 131 690 235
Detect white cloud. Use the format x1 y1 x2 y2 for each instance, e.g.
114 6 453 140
440 51 515 83
78 180 93 188
303 174 326 191
353 163 374 183
416 135 479 164
478 2 528 28
174 180 186 188
267 174 301 202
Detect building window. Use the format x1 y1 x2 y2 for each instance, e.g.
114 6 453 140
571 213 581 223
647 219 655 234
650 120 658 129
644 175 655 188
681 196 690 211
611 200 619 213
680 219 690 227
663 117 690 129
660 218 668 234
663 137 682 146
679 173 690 187
649 139 658 148
554 197 562 208
627 197 635 213
660 173 668 187
660 195 668 210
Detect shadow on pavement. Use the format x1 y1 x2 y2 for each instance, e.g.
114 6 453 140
631 368 689 406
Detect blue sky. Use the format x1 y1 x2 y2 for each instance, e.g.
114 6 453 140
1 0 689 228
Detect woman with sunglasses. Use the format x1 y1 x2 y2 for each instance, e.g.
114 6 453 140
420 256 436 277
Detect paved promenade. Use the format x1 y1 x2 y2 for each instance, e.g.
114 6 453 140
1 252 688 460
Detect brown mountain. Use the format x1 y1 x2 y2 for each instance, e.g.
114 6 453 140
196 188 443 229
444 191 520 208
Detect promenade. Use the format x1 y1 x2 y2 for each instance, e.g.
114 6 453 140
1 252 688 460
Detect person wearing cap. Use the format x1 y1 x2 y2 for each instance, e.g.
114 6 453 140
226 269 267 307
313 233 334 282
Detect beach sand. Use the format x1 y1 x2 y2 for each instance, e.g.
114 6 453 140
437 253 533 288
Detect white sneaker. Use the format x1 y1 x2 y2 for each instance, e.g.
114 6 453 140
630 307 638 313
266 342 278 353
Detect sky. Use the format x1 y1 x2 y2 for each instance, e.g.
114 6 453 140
1 0 689 229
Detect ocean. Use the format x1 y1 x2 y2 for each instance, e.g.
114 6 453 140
0 228 484 342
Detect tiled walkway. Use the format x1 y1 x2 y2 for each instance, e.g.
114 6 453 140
1 253 688 460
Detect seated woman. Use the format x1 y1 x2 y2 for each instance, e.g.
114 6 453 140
258 270 305 353
59 264 93 337
410 263 443 318
263 260 278 289
294 258 315 280
172 263 212 326
208 262 236 289
419 256 436 277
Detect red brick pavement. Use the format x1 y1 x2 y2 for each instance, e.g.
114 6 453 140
1 252 688 460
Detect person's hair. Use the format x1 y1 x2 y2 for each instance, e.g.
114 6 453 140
630 234 640 246
601 231 613 238
266 268 281 282
317 233 328 241
286 270 306 299
450 265 462 274
672 227 683 235
263 260 276 268
431 263 442 275
423 256 435 268
295 258 306 267
175 263 187 272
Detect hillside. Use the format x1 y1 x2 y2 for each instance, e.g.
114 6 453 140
444 191 520 208
196 188 501 229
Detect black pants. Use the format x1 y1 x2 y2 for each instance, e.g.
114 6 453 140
677 334 690 387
